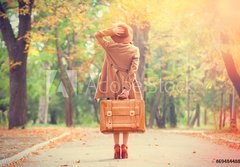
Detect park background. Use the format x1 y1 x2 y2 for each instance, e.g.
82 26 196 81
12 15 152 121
0 0 240 131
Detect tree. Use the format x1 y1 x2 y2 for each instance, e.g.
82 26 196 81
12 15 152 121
222 52 240 98
190 103 200 127
215 0 240 129
32 0 99 127
0 0 34 129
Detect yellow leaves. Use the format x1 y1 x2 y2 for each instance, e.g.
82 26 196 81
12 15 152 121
216 75 226 82
32 21 44 29
44 46 56 55
22 0 30 4
10 61 22 70
73 58 95 82
62 27 72 35
31 151 40 155
24 44 30 53
40 15 57 27
1 60 10 73
162 75 175 81
28 46 39 57
32 0 91 37
34 3 55 15
18 31 32 53
19 0 31 15
31 31 52 43
0 12 8 19
0 59 23 72
18 31 31 41
79 3 89 13
19 4 30 15
206 80 214 89
65 55 76 61
106 0 155 27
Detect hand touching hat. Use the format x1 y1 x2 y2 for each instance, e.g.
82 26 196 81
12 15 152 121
111 23 133 43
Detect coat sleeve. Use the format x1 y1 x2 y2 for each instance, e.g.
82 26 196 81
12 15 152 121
95 31 113 51
123 48 140 91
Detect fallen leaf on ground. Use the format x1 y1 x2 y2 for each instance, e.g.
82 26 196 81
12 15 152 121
75 160 80 163
31 151 39 155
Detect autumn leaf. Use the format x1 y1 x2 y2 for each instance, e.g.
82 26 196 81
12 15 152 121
75 160 80 163
31 151 40 155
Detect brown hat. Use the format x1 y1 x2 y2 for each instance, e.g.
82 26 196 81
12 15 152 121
111 23 133 43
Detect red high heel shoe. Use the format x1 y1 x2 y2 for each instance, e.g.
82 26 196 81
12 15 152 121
114 144 121 159
121 144 128 159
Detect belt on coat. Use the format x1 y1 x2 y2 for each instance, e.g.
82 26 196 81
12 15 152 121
110 63 129 93
110 63 129 73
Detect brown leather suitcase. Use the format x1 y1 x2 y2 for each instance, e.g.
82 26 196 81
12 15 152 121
100 99 145 133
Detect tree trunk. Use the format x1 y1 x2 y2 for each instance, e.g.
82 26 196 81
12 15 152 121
65 44 74 127
222 105 226 128
219 91 224 129
0 111 7 125
89 84 99 123
159 91 168 128
148 48 167 128
64 93 74 127
50 111 57 124
148 90 161 128
65 32 78 126
155 107 162 128
197 104 200 127
8 57 27 129
37 63 50 124
229 90 237 130
144 63 148 126
131 23 150 97
187 66 191 127
37 96 49 124
204 109 207 125
222 52 240 98
0 1 34 129
55 24 74 127
148 95 157 128
190 103 200 127
169 96 176 128
92 102 100 123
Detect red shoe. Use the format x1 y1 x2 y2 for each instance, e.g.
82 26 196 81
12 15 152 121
114 144 120 159
121 144 128 159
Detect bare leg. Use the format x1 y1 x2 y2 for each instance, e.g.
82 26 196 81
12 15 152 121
113 132 120 159
113 132 120 145
122 132 129 158
123 132 129 145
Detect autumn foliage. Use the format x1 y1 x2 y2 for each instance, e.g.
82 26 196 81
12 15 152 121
0 0 239 130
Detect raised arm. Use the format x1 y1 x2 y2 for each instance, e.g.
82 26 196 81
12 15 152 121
95 27 124 49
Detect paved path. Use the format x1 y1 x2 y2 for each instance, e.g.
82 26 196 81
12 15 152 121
19 130 239 167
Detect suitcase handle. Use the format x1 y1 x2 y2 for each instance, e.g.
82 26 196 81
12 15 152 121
117 94 129 100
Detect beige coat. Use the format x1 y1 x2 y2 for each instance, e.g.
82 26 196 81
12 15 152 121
94 40 142 100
